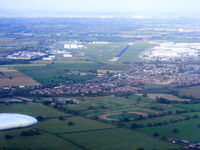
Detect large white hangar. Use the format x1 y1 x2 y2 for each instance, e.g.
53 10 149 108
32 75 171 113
0 113 38 131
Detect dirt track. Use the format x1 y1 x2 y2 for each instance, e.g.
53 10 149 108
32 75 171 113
98 111 148 121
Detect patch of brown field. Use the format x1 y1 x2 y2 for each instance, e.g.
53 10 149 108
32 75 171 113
0 71 26 78
128 112 148 117
0 68 17 72
31 60 53 65
0 67 41 87
0 38 15 42
138 108 161 114
98 111 148 121
98 113 119 121
0 77 41 87
97 70 123 74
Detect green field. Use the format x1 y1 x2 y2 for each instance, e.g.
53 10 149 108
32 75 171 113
68 42 152 63
84 42 127 62
118 42 155 63
0 102 182 150
64 95 158 118
127 114 184 125
0 103 70 117
146 94 191 101
107 113 140 120
174 103 200 111
98 63 131 71
37 116 114 133
15 62 101 85
61 128 181 150
0 130 82 150
140 119 200 141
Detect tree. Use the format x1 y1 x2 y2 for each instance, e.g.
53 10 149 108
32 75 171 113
4 135 14 140
172 128 179 134
131 123 139 129
43 101 52 105
142 93 147 97
68 121 75 126
58 116 65 121
136 97 142 104
36 116 44 121
153 131 160 137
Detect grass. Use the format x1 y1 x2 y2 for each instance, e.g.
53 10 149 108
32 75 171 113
54 60 94 64
118 41 155 63
37 117 114 133
146 94 191 101
107 113 140 120
15 62 101 85
174 104 200 111
64 96 139 116
0 103 70 118
1 64 47 67
65 95 164 120
84 42 127 62
0 130 81 150
98 63 130 71
61 128 181 150
0 102 182 150
126 114 185 128
0 95 190 150
140 119 200 141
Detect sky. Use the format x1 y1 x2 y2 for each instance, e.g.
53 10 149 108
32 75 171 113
0 0 200 16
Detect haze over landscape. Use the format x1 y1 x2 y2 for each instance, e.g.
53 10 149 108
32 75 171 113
1 0 200 150
1 0 200 17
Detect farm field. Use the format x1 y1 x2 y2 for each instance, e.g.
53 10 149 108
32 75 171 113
15 62 101 85
118 42 155 63
64 95 186 124
0 102 182 150
125 114 186 128
174 103 200 111
63 94 200 144
0 103 70 117
145 94 191 101
61 128 181 150
140 118 200 141
107 113 140 120
64 95 159 119
84 42 127 62
98 63 131 71
0 129 82 150
177 86 200 98
71 41 151 63
0 67 40 87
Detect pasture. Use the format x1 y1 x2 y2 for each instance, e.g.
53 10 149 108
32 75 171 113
64 95 161 120
0 102 181 150
16 62 101 85
61 128 181 150
146 94 191 102
140 119 200 141
118 42 155 63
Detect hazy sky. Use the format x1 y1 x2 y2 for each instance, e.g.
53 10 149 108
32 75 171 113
1 0 200 15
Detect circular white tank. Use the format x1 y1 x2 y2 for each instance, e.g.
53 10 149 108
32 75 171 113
0 113 38 130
